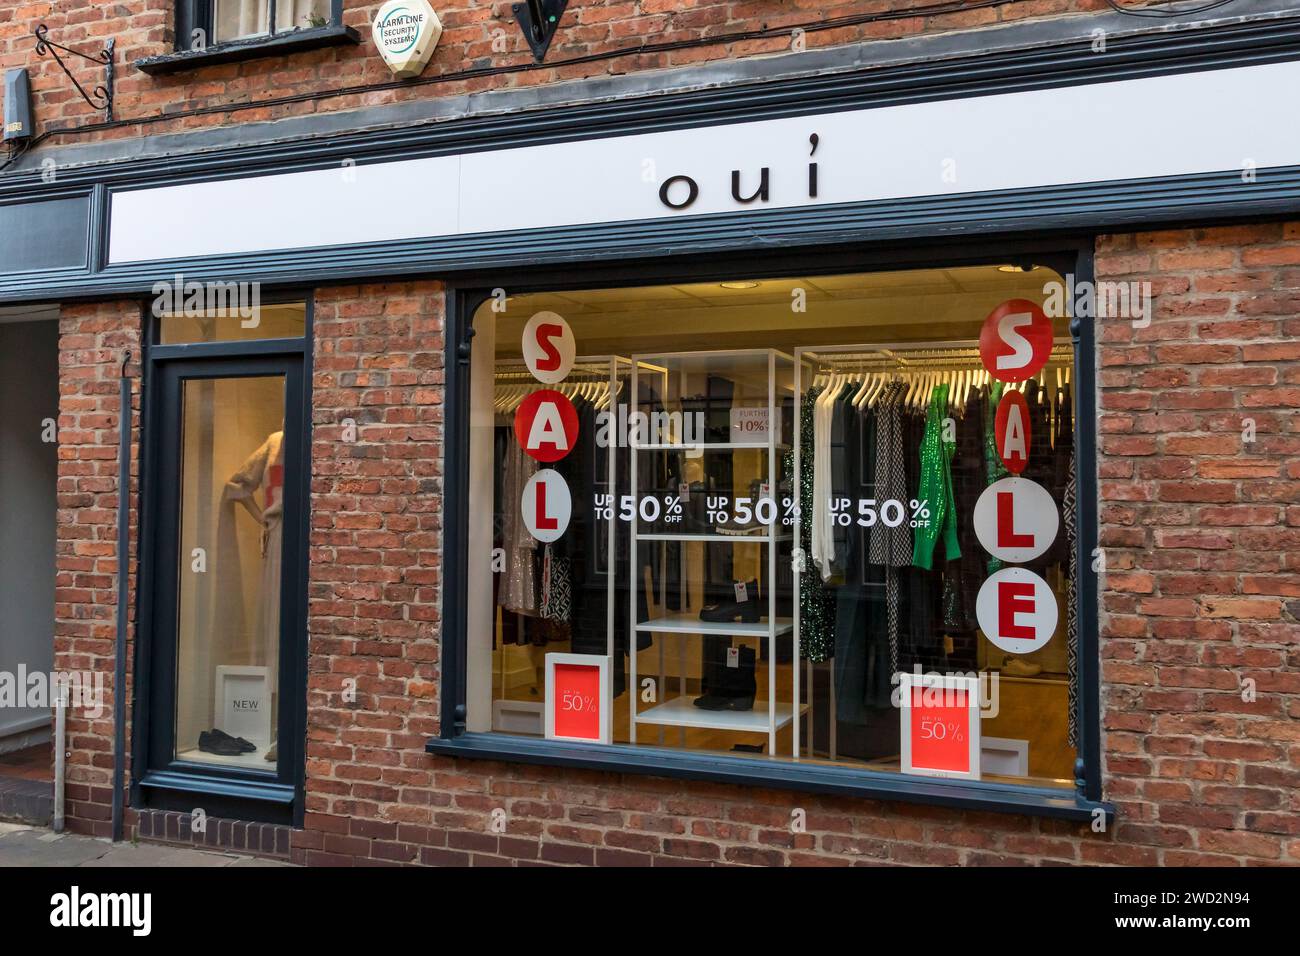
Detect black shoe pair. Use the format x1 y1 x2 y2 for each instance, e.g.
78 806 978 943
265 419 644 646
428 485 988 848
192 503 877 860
700 580 761 624
693 642 756 712
198 728 257 756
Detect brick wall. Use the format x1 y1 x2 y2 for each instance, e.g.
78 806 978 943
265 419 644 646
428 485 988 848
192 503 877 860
53 300 142 837
52 223 1300 864
298 282 447 865
1093 223 1300 865
1 0 1138 148
285 224 1299 866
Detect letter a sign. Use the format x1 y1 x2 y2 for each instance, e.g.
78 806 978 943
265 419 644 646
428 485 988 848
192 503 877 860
994 389 1031 474
515 389 580 463
373 0 442 79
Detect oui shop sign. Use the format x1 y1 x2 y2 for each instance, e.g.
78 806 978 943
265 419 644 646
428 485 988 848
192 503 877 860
973 299 1061 656
517 312 577 541
372 0 443 78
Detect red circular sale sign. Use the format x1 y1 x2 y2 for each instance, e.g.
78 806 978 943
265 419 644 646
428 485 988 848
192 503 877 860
994 389 1032 475
514 389 579 463
979 299 1053 383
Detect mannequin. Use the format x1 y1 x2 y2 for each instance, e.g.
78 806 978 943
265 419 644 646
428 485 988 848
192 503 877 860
222 426 285 762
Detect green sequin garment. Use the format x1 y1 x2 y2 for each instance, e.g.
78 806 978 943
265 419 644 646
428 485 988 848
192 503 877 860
791 386 835 663
912 383 960 570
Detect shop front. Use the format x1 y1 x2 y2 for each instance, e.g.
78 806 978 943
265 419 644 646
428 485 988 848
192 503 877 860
2 10 1298 864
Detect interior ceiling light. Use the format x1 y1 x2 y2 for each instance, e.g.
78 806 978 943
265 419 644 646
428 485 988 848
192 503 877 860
719 281 760 290
997 264 1040 273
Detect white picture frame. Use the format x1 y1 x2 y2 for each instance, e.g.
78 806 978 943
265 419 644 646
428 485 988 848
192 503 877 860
899 671 982 781
981 737 1030 778
214 665 272 750
543 653 611 744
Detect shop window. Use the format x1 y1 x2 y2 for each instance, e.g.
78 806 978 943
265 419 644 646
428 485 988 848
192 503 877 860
451 263 1092 800
136 296 310 823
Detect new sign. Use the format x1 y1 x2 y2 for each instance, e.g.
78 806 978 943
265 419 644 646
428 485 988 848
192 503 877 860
373 0 442 78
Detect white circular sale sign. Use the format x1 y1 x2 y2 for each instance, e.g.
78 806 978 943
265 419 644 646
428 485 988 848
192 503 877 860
973 476 1059 564
521 469 571 542
976 567 1058 655
522 311 576 385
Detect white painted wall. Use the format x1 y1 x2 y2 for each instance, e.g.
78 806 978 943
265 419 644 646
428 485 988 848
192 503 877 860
0 319 58 750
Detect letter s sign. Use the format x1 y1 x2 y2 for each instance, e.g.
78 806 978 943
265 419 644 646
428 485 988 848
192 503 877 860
979 299 1053 383
523 311 575 384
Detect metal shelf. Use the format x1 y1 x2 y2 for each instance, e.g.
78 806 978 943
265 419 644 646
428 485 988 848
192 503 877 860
635 696 805 733
635 611 794 637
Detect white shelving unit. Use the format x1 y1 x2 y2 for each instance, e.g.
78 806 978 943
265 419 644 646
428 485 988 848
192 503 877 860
628 349 806 752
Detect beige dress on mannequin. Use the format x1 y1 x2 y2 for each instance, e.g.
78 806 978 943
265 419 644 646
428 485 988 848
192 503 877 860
223 430 284 760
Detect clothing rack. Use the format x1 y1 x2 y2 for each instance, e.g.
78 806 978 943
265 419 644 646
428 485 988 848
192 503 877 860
790 338 1075 762
493 357 632 413
803 340 1074 415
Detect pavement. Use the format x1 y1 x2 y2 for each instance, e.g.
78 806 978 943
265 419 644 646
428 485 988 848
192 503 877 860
0 820 294 867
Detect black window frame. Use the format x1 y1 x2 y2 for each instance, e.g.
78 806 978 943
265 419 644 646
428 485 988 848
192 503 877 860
429 237 1113 825
178 0 344 49
139 0 357 75
131 290 314 826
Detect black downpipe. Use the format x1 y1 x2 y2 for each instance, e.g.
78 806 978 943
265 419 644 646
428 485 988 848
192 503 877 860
111 348 131 842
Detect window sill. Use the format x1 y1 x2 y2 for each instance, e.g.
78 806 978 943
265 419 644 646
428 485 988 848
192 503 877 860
427 733 1115 824
138 768 294 804
136 768 296 825
135 25 361 76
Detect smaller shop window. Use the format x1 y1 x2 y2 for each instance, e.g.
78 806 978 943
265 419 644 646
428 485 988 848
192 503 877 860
138 294 310 823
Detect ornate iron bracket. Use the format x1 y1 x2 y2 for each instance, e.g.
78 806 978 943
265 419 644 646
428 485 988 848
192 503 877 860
34 24 114 122
512 0 567 62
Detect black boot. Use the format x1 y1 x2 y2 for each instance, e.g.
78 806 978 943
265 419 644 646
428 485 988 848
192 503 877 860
693 635 729 709
720 645 757 711
699 580 761 624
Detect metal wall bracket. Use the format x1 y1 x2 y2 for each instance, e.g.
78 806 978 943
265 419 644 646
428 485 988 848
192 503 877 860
34 24 114 122
512 0 567 62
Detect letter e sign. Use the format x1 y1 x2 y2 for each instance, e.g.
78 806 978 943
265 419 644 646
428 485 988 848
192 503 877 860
979 299 1053 383
373 0 442 79
976 567 1057 655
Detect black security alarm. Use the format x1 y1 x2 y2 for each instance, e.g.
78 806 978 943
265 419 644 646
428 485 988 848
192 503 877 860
3 69 33 143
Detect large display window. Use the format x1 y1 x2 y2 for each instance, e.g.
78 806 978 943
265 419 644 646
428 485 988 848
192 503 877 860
459 262 1089 793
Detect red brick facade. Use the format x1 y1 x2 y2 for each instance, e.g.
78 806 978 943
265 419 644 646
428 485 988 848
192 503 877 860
53 301 142 836
4 1 1139 144
50 226 1299 865
20 0 1295 867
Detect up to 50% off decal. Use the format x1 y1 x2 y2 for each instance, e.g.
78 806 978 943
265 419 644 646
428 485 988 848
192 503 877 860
591 494 931 529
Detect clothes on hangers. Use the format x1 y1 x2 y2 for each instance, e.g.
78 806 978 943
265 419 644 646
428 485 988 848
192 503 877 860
912 382 960 570
794 384 834 663
868 381 912 675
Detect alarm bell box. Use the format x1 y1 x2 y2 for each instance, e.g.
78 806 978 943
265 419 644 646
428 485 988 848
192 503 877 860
4 69 33 143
